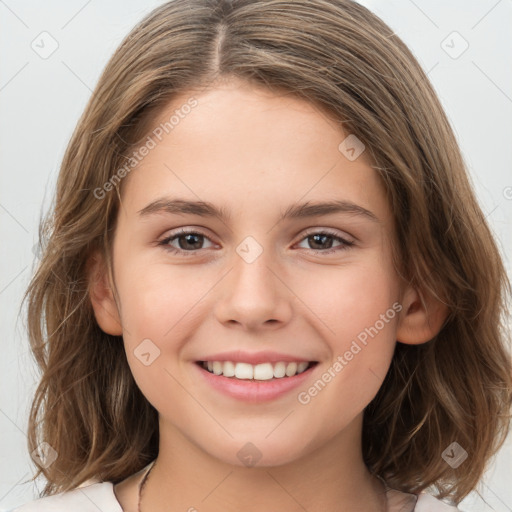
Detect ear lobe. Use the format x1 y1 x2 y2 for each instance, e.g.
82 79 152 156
87 250 123 336
396 285 449 345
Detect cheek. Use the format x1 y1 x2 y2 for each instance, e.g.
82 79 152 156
112 259 203 409
293 261 400 405
111 252 184 368
114 250 204 334
297 258 399 342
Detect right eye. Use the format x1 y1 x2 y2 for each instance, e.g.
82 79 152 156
159 229 215 255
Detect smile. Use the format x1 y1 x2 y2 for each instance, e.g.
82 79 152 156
198 360 317 380
194 360 319 403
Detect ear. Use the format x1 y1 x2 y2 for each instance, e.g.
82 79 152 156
86 249 123 336
396 284 449 345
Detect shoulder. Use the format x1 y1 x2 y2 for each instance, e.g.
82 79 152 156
415 492 459 511
10 481 123 512
386 487 459 512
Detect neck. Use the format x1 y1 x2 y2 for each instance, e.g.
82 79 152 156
140 414 387 512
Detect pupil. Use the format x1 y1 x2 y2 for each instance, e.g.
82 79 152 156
311 234 332 249
180 234 202 250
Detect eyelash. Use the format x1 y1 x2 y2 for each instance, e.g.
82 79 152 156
158 228 355 256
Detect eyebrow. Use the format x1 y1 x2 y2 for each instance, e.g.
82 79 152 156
137 198 379 223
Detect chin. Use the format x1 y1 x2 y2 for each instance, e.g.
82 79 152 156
201 437 308 469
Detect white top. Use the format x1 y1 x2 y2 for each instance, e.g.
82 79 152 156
10 463 459 512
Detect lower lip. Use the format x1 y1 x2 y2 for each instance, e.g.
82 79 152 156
194 362 317 403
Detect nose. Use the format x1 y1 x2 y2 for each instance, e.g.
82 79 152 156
213 239 293 331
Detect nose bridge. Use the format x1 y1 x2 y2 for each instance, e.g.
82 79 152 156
214 232 292 328
232 232 280 302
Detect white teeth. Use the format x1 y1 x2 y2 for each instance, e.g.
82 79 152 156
201 360 312 379
223 361 235 377
273 361 286 378
212 361 223 375
285 362 297 377
235 362 253 379
297 362 309 373
253 363 274 380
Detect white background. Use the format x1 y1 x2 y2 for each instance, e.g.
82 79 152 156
1 1 511 510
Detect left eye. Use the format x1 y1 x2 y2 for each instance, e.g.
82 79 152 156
159 229 354 255
296 231 354 253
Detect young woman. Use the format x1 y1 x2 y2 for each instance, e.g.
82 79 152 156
15 1 511 511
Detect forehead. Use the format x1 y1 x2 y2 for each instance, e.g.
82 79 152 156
118 80 390 226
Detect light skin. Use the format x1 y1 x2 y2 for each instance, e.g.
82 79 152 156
88 78 447 512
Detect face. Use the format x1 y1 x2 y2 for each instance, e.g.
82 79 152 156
95 78 407 468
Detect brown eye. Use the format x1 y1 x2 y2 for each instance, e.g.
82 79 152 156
296 230 354 254
160 229 214 255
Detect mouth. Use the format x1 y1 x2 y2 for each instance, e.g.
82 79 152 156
194 359 320 403
195 360 319 380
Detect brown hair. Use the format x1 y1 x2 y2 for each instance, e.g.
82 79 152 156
23 0 511 504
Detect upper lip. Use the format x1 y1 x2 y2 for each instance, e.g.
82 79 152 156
197 350 316 365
